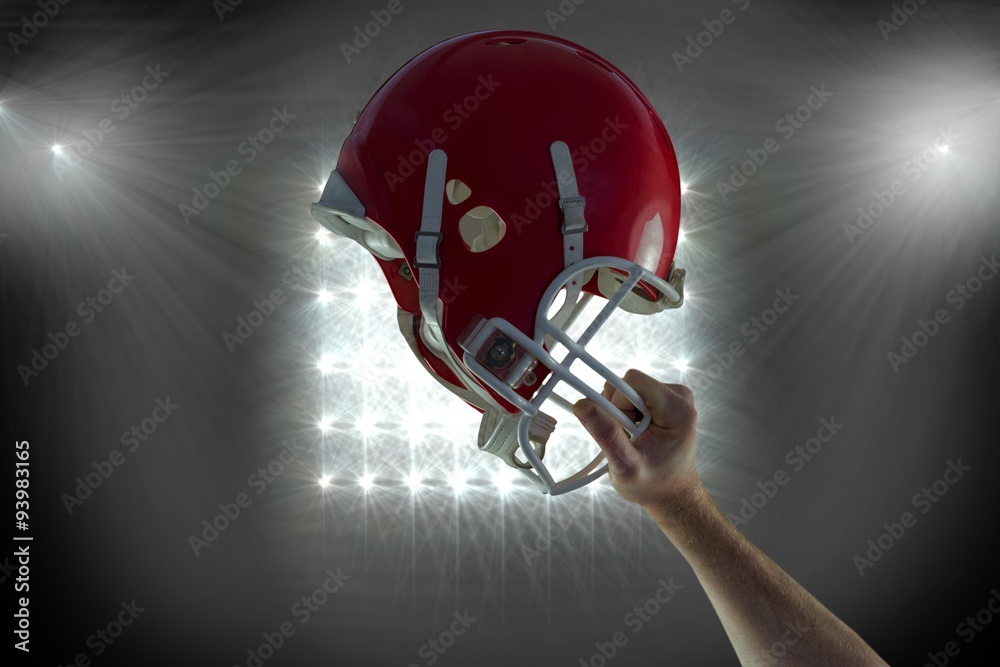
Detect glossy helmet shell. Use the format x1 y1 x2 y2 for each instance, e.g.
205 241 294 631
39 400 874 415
333 30 682 411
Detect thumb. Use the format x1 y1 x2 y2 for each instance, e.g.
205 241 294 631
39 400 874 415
573 399 637 475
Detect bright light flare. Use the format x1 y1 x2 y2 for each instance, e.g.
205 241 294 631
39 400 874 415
680 181 689 194
52 144 63 156
317 288 333 304
353 280 381 309
494 467 518 494
937 144 950 153
315 229 331 244
359 473 375 491
672 358 689 373
317 354 334 374
448 470 470 494
318 417 333 432
354 413 379 439
318 475 332 488
404 471 424 491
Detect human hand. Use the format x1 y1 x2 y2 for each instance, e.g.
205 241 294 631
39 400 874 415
573 369 702 509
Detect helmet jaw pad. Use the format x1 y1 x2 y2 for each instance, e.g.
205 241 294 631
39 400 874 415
312 170 404 261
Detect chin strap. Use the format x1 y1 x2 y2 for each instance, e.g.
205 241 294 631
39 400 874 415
400 307 556 473
411 149 493 408
550 141 587 269
414 149 447 353
408 149 558 475
550 141 588 308
478 406 554 471
397 309 485 408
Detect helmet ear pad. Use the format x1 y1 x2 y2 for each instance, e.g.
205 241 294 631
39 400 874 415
594 212 674 314
314 207 404 261
312 170 403 261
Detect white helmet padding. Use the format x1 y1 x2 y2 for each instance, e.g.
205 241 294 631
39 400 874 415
312 170 404 261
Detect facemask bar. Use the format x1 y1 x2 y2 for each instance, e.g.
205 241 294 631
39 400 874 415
460 255 682 495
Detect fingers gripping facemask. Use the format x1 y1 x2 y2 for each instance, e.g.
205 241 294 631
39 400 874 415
415 146 685 495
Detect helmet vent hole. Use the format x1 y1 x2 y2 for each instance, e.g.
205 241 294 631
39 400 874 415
445 178 472 205
459 205 506 253
486 38 526 46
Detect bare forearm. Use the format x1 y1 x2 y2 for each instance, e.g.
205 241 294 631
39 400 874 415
574 375 886 664
645 484 888 667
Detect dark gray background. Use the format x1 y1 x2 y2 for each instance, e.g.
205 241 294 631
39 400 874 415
2 0 999 665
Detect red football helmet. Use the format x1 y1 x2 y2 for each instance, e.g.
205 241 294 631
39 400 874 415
312 30 685 494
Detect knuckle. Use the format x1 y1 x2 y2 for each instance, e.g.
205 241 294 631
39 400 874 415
623 368 649 384
679 401 698 426
595 423 621 447
665 383 695 405
611 465 638 482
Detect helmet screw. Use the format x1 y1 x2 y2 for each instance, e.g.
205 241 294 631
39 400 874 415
485 337 514 368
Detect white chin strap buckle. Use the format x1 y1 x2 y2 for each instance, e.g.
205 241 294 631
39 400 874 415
459 256 682 495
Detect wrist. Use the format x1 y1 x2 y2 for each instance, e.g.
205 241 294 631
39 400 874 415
641 475 710 527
